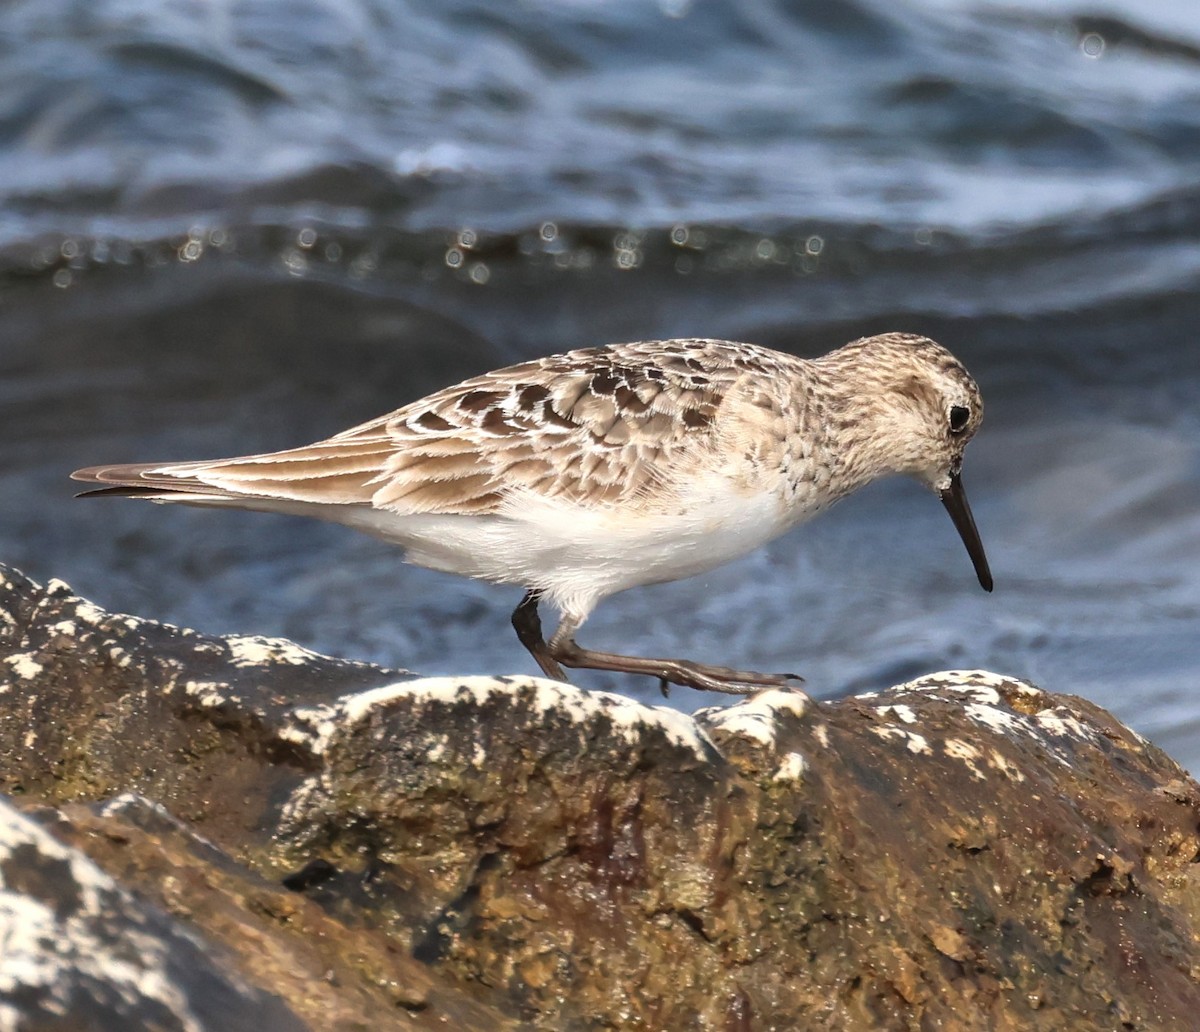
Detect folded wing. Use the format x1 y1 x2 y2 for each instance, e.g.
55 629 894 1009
73 339 777 516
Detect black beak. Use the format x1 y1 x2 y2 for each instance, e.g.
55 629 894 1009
939 471 993 592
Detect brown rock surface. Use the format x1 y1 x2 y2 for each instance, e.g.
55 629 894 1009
1 562 1198 1030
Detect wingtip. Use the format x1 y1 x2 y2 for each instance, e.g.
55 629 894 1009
70 462 166 487
73 484 160 499
70 464 168 495
70 464 138 485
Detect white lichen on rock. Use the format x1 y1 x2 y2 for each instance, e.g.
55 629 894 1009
97 793 226 855
0 799 207 1031
894 669 1042 701
943 738 986 780
276 676 728 838
182 681 232 709
23 579 200 644
3 654 44 681
875 703 917 725
425 736 450 763
690 689 812 780
864 670 1105 775
871 726 932 755
43 581 112 628
773 750 808 783
1035 710 1097 739
696 688 809 748
226 635 325 668
282 675 717 761
988 748 1026 782
98 792 177 822
108 646 134 669
963 701 1023 735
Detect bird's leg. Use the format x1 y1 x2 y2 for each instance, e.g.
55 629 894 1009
546 615 802 696
511 590 568 681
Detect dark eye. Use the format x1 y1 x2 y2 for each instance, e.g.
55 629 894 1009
949 405 970 434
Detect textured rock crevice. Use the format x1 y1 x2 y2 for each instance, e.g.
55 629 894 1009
1 562 1199 1030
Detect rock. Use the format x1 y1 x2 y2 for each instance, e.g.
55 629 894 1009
1 562 1199 1030
0 794 310 1032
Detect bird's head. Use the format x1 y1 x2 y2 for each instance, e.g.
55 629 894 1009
825 333 993 591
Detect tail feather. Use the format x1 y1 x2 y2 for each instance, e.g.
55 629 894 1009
73 483 226 500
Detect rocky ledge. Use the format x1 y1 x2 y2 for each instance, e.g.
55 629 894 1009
0 562 1198 1030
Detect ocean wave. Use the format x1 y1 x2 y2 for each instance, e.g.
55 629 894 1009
1 0 1199 240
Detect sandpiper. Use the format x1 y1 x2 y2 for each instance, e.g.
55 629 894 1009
72 332 992 694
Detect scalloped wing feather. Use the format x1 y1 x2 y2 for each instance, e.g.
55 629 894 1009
363 339 789 514
72 340 795 516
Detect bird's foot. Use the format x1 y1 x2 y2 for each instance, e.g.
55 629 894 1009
661 662 804 696
548 637 803 697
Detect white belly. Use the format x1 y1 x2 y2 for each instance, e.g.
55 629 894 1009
338 477 793 621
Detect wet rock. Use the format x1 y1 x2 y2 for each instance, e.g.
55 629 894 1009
0 794 310 1032
1 562 1199 1030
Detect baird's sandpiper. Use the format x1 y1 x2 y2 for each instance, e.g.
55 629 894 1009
73 332 992 694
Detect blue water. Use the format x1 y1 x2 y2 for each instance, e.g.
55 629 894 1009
4 0 1200 235
1 0 1198 768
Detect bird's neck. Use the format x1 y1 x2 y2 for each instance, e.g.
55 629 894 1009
783 354 909 508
